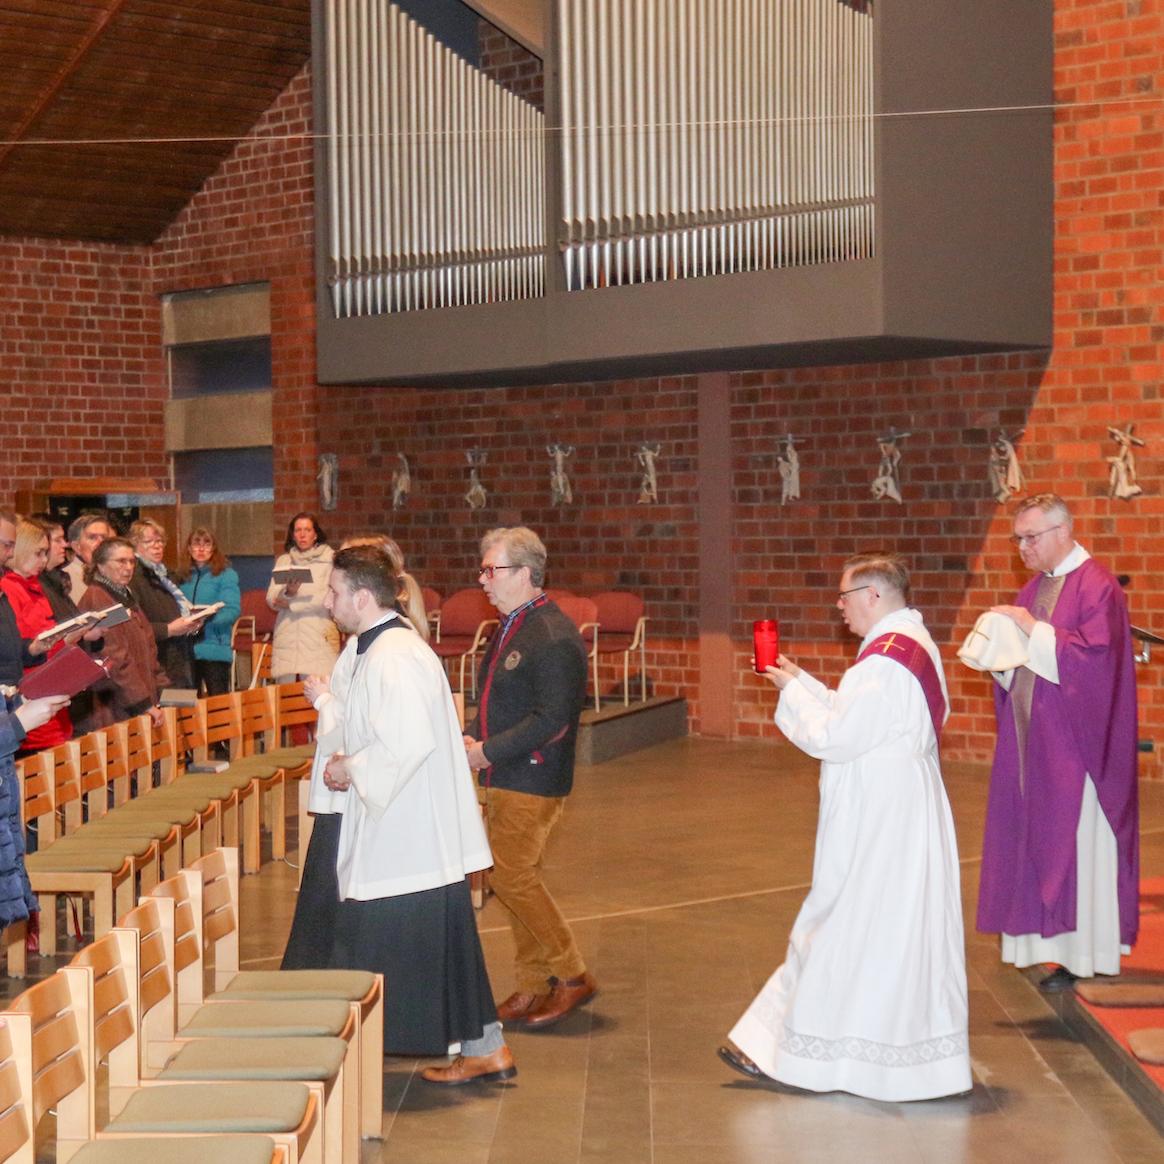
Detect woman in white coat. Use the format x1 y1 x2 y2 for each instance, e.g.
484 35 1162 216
266 512 340 681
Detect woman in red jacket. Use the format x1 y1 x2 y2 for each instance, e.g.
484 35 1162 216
0 520 72 751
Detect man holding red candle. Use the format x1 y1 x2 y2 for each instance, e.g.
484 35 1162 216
720 552 971 1101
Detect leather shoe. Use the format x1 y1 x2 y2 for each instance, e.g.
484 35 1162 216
496 990 549 1024
523 973 597 1029
717 1044 769 1081
420 1045 517 1086
1039 966 1078 993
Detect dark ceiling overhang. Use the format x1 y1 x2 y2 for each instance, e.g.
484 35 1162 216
0 0 311 244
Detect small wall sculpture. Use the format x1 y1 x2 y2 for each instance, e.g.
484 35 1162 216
548 443 575 506
391 453 411 510
777 433 802 504
316 453 338 511
988 429 1024 504
871 427 910 504
465 448 488 510
636 441 661 504
1107 422 1145 500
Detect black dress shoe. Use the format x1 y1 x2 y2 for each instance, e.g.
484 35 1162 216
717 1044 767 1080
1039 966 1079 993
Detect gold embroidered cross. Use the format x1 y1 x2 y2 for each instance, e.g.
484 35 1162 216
877 634 907 654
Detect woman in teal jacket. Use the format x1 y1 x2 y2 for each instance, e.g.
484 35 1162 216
178 526 241 696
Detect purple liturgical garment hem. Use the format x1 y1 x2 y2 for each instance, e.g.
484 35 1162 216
857 632 946 744
977 559 1140 947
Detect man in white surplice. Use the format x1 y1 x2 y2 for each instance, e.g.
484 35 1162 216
720 553 971 1102
317 545 516 1084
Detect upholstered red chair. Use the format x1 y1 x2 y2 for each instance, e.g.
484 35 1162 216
555 595 600 713
233 589 277 690
591 591 649 705
421 586 442 638
429 588 498 697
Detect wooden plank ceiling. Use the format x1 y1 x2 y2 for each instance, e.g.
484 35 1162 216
0 0 311 244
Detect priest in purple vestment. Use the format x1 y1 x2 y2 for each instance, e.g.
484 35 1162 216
976 494 1139 992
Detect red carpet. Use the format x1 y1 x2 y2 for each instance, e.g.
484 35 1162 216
1074 877 1164 1090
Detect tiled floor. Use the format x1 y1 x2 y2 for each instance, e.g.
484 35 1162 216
219 736 1164 1163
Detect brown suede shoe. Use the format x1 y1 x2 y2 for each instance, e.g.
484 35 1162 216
522 973 598 1029
420 1045 517 1086
496 990 549 1024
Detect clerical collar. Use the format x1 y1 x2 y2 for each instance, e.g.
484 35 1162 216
1047 542 1090 578
356 612 400 654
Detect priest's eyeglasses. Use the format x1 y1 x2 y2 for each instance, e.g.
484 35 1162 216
1008 524 1061 547
837 584 873 603
478 564 519 580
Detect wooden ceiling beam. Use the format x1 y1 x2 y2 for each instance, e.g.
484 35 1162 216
0 0 131 173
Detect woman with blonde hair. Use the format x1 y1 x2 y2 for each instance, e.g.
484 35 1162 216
338 532 429 641
128 518 198 690
0 519 73 750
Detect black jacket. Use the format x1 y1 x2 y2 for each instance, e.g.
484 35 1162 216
129 561 194 689
468 598 587 797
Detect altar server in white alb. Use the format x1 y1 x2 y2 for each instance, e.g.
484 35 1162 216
719 553 971 1102
318 544 516 1085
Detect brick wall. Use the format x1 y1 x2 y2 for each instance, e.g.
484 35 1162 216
0 238 164 493
477 19 544 111
1 2 1161 761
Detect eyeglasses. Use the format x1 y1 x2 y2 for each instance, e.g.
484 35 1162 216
138 537 165 548
1008 525 1061 547
837 584 873 603
478 564 519 580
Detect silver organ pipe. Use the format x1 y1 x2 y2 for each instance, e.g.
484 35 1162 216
326 0 545 316
325 0 874 317
557 0 875 291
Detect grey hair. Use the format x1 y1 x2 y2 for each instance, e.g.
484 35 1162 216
480 526 548 587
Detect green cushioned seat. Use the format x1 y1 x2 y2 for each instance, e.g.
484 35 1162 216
105 1080 312 1134
76 818 179 843
182 998 350 1038
219 756 286 776
51 827 159 853
75 1135 279 1164
259 744 316 766
28 849 140 873
216 969 377 1001
104 796 213 819
159 1035 347 1081
177 769 274 792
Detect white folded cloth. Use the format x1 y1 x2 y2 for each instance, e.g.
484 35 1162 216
957 611 1030 673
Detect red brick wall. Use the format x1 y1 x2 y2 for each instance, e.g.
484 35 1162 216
0 237 164 493
477 19 544 112
1 2 1161 761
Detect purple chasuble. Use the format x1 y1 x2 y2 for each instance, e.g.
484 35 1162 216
857 631 946 744
977 558 1140 947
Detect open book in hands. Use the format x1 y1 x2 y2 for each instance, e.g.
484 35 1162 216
32 603 130 648
272 567 314 585
186 601 226 624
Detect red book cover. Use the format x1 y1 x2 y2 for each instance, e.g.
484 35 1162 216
18 645 107 700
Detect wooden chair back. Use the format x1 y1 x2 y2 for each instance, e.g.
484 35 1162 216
202 692 244 760
41 742 82 839
121 714 156 796
1 966 93 1146
15 754 52 847
75 731 111 822
238 686 278 757
0 1020 31 1162
250 640 273 687
275 682 317 745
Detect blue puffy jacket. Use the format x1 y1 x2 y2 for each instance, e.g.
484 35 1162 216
180 565 241 664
